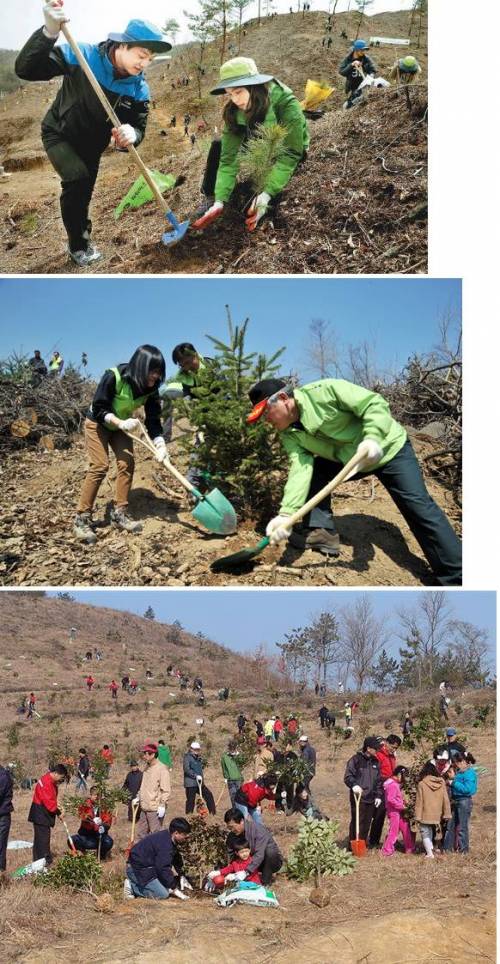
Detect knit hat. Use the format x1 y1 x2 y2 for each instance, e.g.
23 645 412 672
108 19 172 53
210 57 274 95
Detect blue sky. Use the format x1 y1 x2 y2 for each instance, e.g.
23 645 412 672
0 278 460 383
46 590 496 668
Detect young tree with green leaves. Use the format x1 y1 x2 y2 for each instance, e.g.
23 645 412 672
164 18 181 44
354 0 374 40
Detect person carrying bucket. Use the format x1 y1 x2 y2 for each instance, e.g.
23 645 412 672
245 378 462 586
15 3 172 267
191 57 309 233
73 344 166 544
339 39 376 98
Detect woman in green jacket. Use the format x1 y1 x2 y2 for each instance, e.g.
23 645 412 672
246 378 462 586
74 344 166 544
192 57 309 232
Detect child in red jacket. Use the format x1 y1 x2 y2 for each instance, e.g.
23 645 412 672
381 765 415 856
209 843 262 887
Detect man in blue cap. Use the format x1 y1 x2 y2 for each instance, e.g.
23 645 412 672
16 2 172 267
339 39 376 103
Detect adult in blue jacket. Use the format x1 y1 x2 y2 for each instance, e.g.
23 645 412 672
183 742 216 815
443 753 478 854
15 3 171 267
125 819 191 899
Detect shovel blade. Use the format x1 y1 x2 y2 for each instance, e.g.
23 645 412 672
192 487 237 535
161 209 190 246
210 537 270 572
350 839 367 858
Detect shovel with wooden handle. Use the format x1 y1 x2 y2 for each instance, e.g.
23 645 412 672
60 816 79 856
350 788 367 858
215 780 228 807
124 422 237 535
196 775 209 817
59 21 189 246
211 441 372 571
124 800 140 859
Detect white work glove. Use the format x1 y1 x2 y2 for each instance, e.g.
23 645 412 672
113 124 138 148
179 875 193 891
98 825 105 835
157 805 166 819
233 870 248 881
204 878 216 892
153 436 168 462
132 796 140 806
246 191 271 231
352 785 362 795
119 417 141 433
266 514 293 546
374 798 382 809
207 870 219 880
170 887 189 900
43 1 68 38
93 816 102 826
356 438 383 469
192 200 224 229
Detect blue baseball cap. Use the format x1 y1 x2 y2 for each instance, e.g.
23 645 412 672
446 728 457 737
108 19 172 53
352 40 369 50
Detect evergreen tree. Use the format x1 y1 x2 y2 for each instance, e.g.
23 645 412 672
370 649 399 691
143 606 155 620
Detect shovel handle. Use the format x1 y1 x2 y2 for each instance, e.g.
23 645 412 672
60 23 170 217
124 423 200 497
287 443 371 529
353 788 362 841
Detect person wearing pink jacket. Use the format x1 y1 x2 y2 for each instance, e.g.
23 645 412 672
381 766 415 857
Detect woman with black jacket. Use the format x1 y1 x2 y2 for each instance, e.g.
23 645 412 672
15 3 171 267
74 344 166 544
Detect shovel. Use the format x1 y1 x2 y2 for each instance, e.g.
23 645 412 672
124 800 140 859
350 789 367 858
126 423 237 535
196 775 209 817
211 443 370 571
60 816 79 856
60 22 189 247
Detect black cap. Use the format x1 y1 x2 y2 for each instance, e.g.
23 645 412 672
247 378 288 423
363 736 382 751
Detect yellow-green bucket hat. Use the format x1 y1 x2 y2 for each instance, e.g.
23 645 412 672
210 57 274 94
399 55 419 73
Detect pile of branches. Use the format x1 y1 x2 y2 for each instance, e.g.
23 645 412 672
382 354 462 496
0 358 94 452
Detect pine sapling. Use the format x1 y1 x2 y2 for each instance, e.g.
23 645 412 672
239 123 288 195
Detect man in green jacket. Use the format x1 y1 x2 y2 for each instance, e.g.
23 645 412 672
192 57 309 232
157 740 173 770
220 743 243 806
247 378 461 586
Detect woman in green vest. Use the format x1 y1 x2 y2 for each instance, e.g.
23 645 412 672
192 57 309 233
74 344 166 544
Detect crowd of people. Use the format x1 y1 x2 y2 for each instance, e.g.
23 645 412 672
0 696 480 892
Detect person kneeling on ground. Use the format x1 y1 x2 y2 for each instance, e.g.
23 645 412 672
71 785 114 858
124 818 192 899
381 766 415 856
224 807 283 885
74 344 166 544
15 4 171 268
205 840 262 890
246 378 462 586
292 784 326 820
192 57 309 233
234 774 276 823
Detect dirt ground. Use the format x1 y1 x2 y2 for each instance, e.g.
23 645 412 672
0 600 495 964
0 10 427 276
0 427 460 587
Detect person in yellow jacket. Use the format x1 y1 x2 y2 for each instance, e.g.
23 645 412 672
74 344 166 544
192 57 309 232
246 378 461 586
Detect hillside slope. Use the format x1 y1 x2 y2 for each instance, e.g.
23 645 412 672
0 10 427 274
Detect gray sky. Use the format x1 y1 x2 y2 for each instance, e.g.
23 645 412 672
2 1 416 51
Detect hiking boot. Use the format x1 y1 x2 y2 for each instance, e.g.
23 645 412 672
110 508 143 534
73 512 97 545
191 195 215 220
69 244 102 268
123 878 135 899
289 526 340 557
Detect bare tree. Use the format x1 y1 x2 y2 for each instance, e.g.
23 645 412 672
304 319 341 380
305 610 342 685
276 628 310 694
354 0 374 40
341 595 389 690
448 620 491 685
397 592 453 686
